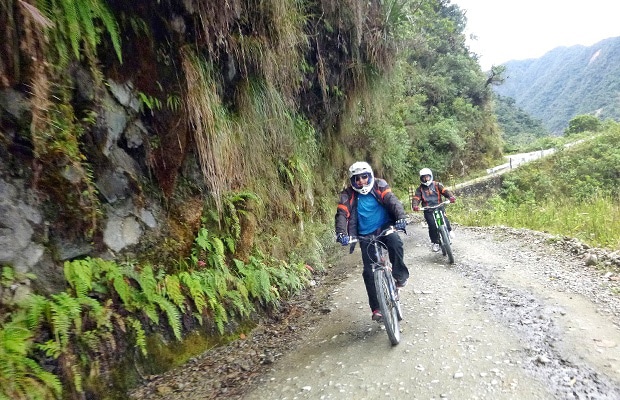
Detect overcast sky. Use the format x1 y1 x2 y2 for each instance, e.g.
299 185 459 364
453 0 620 70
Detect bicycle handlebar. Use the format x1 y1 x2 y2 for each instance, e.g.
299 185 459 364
347 226 404 244
419 200 451 211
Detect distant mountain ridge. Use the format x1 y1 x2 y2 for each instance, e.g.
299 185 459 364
493 36 620 134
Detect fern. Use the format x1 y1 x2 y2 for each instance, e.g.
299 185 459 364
64 258 93 298
79 296 112 330
178 271 207 314
135 265 158 303
209 299 228 334
38 339 62 359
0 312 62 400
24 294 48 331
268 260 309 296
95 260 136 308
209 236 227 270
112 272 136 307
194 269 231 333
163 275 186 311
127 317 147 356
224 290 252 318
37 0 123 64
142 303 159 325
152 294 182 340
238 257 277 305
1 265 15 287
48 292 82 346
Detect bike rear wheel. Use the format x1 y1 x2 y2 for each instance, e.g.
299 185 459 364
374 268 400 345
439 225 454 264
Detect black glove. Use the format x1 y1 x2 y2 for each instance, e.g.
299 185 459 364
336 233 350 246
395 219 407 231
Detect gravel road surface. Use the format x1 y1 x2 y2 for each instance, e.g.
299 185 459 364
130 218 620 399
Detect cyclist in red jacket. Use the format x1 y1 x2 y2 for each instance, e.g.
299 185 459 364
411 168 456 252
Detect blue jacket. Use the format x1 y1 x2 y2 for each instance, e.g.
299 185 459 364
335 178 406 236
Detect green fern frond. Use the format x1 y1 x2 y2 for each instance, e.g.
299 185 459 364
90 0 123 62
153 294 182 340
49 292 82 346
127 317 147 356
209 236 226 270
0 314 61 400
80 330 103 353
1 265 15 286
243 257 275 304
163 275 186 311
195 228 212 252
142 303 159 325
178 272 207 312
209 300 228 334
76 0 97 52
59 0 81 59
70 361 83 393
37 339 62 359
136 265 158 303
64 258 93 298
24 294 49 330
96 259 135 307
267 261 308 296
224 290 252 318
78 296 113 331
223 237 236 254
38 0 123 64
235 279 250 303
192 312 203 326
203 269 230 298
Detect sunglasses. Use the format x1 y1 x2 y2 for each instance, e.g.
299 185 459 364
354 174 369 182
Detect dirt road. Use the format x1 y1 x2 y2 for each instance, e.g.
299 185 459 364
130 219 620 399
242 221 620 399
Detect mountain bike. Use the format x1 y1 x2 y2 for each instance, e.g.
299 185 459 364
348 227 404 345
420 200 454 264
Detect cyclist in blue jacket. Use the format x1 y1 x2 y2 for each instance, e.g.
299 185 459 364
335 161 409 322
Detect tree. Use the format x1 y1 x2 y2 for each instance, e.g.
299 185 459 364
565 115 602 136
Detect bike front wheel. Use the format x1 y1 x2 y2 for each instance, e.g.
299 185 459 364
374 268 400 345
439 225 454 264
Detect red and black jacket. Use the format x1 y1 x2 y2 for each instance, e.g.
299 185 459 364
335 178 406 236
410 181 454 209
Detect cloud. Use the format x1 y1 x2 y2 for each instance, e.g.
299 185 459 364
454 0 620 69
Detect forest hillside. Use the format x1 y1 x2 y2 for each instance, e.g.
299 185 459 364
494 36 620 134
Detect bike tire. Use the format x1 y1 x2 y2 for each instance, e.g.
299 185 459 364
440 236 447 256
439 225 454 264
374 268 400 345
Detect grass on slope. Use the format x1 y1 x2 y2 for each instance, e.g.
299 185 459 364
451 124 620 250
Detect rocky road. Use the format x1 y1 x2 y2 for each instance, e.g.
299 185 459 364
130 218 620 399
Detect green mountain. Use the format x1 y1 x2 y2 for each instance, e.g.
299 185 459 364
493 94 548 152
494 36 620 134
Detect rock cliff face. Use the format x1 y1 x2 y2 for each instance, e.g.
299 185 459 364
0 68 198 298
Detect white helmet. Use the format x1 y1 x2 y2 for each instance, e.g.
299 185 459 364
348 161 375 195
419 168 433 187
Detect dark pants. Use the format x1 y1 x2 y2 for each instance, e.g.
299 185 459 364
424 207 451 244
360 232 409 312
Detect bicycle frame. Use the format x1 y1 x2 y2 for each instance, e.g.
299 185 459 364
422 200 450 228
348 227 403 345
420 200 454 264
